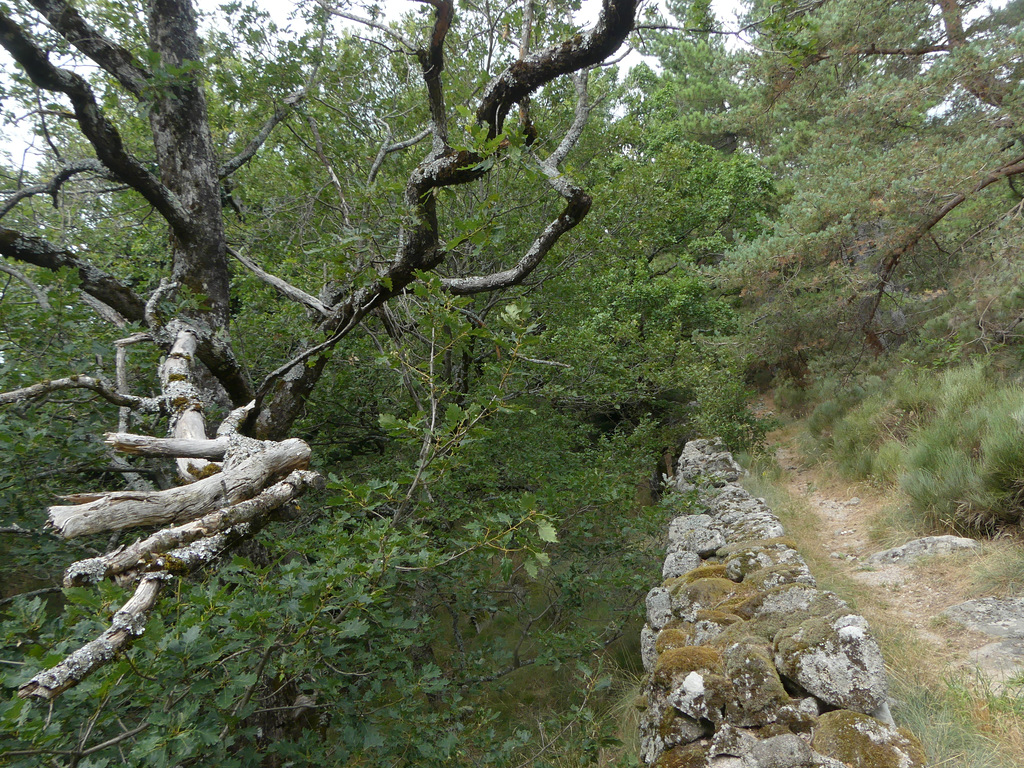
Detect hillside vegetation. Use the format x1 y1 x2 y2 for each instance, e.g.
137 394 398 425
1 0 1024 765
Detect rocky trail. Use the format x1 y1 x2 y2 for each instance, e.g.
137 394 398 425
770 435 1024 689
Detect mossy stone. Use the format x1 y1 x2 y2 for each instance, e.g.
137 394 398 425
653 646 724 686
717 536 800 557
671 577 753 621
654 743 709 768
812 710 927 768
656 627 696 654
722 641 791 726
743 563 816 591
657 707 709 745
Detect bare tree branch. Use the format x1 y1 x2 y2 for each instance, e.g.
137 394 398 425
218 88 306 179
64 469 322 586
0 375 161 410
80 292 127 327
28 0 150 97
0 12 192 237
229 246 330 317
48 437 312 538
0 227 146 322
324 6 417 51
442 71 594 295
477 0 637 137
18 574 166 700
0 158 109 219
416 0 454 151
0 259 50 309
104 433 231 459
368 127 432 185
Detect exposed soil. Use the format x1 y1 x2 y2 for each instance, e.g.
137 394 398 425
768 427 1024 687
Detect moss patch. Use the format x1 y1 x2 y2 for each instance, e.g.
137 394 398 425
652 646 723 687
654 743 709 768
656 627 696 654
812 710 927 768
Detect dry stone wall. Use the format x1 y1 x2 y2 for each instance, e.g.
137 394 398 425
637 439 927 768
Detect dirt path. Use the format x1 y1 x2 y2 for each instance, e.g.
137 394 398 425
769 431 1023 685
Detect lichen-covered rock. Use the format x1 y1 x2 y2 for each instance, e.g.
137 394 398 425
868 535 980 565
774 614 889 715
671 577 751 622
676 438 743 486
742 563 817 592
641 439 900 767
669 515 727 557
736 584 847 623
709 726 822 768
724 512 787 542
642 623 658 672
722 542 805 582
691 611 744 645
812 710 927 768
721 641 791 727
664 550 703 579
655 742 712 768
680 563 732 582
648 586 675 630
638 694 711 763
653 646 733 725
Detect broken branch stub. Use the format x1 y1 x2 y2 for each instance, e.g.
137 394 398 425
49 438 311 538
104 432 231 459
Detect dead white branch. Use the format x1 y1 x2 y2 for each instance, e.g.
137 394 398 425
161 323 213 481
104 432 231 459
64 469 322 586
216 400 255 436
0 259 51 309
18 574 165 700
48 438 312 538
229 246 329 317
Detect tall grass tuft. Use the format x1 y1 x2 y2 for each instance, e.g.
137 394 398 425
806 363 1024 531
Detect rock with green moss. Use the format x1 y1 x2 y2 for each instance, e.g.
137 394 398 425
651 646 733 725
774 614 889 716
638 695 711 763
671 577 752 622
743 563 817 591
690 611 744 645
721 641 791 726
812 710 927 767
653 742 711 768
722 541 806 582
681 563 731 583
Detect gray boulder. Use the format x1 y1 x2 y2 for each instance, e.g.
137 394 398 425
868 535 980 565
